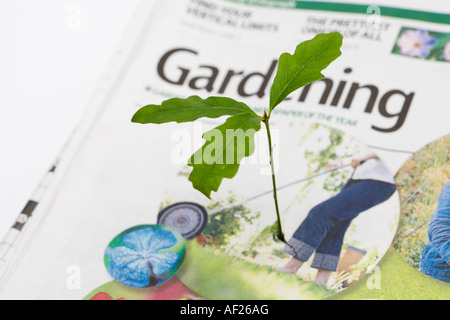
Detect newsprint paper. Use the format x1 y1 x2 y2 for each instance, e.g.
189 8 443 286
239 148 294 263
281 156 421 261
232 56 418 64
0 0 449 300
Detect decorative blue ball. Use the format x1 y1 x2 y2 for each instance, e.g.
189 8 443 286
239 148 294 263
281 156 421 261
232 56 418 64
104 225 186 288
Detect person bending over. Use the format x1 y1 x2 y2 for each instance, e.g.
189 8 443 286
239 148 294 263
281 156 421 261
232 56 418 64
420 180 450 283
279 153 396 286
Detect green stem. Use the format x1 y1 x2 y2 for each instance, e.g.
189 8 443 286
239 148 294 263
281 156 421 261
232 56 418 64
263 114 285 243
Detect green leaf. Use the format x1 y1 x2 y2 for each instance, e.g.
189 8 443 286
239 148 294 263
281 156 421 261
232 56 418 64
131 95 258 124
132 95 262 198
188 113 261 198
269 32 343 111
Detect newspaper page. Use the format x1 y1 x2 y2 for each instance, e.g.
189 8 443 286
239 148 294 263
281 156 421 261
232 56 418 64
0 0 449 300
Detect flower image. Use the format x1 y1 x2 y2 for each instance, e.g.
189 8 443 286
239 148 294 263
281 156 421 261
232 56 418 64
105 225 185 288
444 42 450 62
90 292 125 300
397 29 437 58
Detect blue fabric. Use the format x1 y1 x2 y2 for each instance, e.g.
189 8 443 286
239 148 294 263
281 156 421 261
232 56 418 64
419 180 450 282
427 273 450 284
284 179 396 271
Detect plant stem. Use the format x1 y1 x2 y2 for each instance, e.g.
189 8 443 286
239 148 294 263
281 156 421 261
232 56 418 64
263 114 285 243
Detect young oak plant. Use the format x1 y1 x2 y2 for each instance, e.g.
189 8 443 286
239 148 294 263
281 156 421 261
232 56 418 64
132 32 343 243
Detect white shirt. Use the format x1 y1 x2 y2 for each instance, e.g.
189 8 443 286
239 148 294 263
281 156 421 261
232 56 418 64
352 158 395 184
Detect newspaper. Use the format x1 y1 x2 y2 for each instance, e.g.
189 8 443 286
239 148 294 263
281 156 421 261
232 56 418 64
0 0 449 300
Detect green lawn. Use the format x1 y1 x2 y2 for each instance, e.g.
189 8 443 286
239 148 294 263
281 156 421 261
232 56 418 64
176 241 333 300
332 249 450 300
85 242 449 300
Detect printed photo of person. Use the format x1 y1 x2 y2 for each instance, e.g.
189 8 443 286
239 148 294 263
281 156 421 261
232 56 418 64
279 153 397 285
419 180 450 283
393 134 450 285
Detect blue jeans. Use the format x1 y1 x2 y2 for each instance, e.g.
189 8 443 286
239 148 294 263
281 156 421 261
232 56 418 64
284 179 396 271
419 180 450 282
427 273 450 284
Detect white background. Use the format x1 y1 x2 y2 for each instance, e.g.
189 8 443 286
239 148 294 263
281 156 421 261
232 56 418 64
0 0 139 240
0 0 449 241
